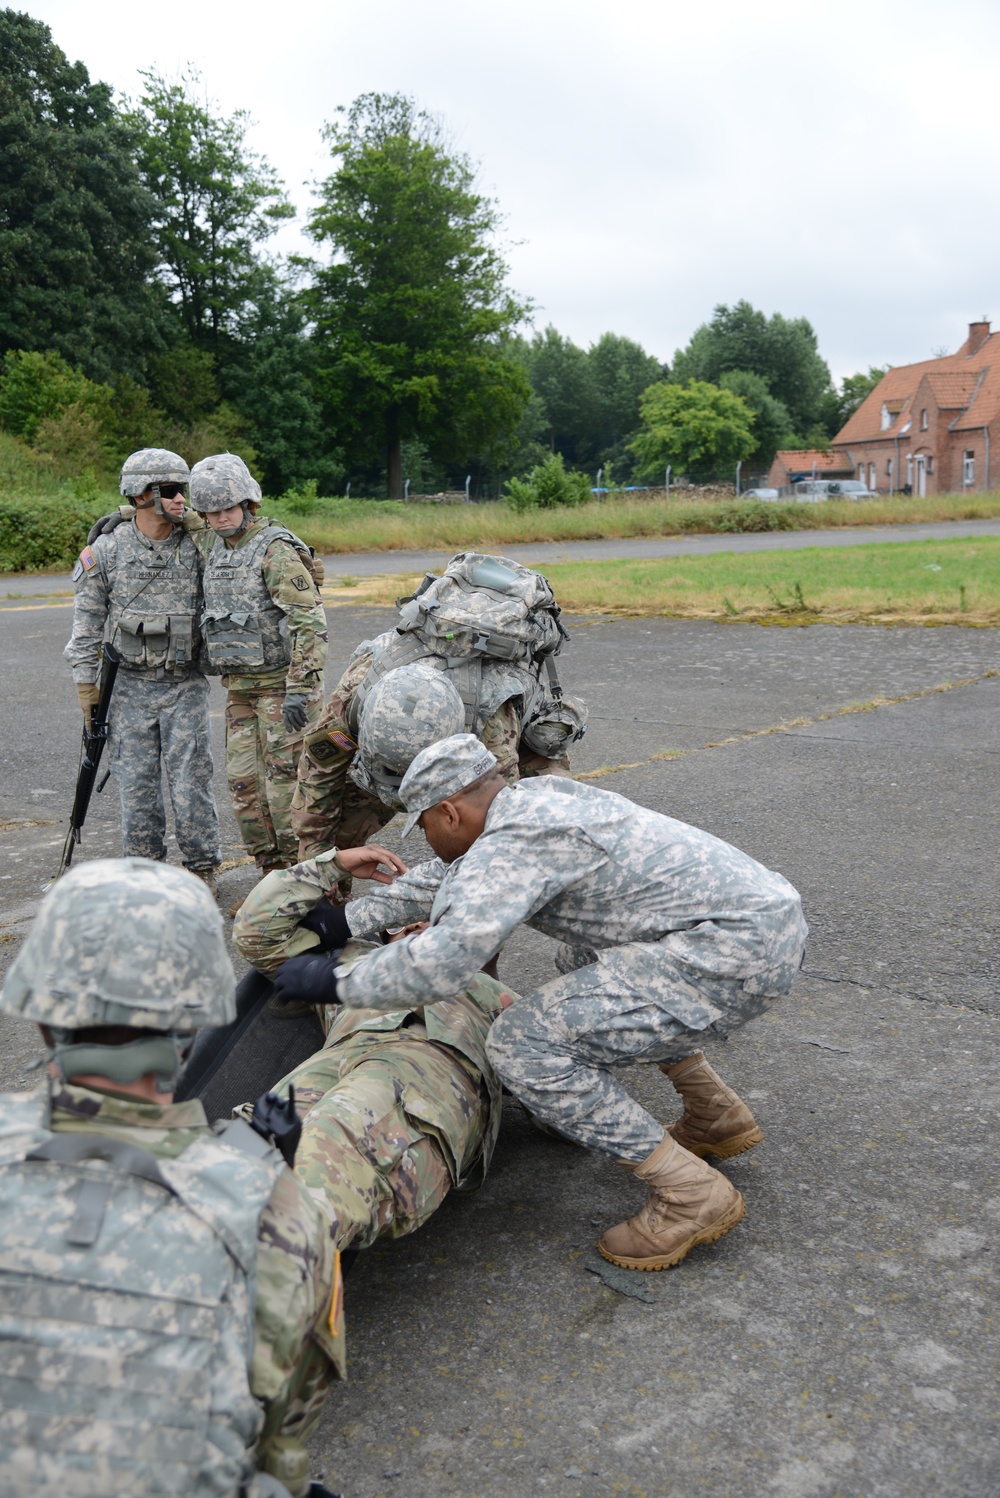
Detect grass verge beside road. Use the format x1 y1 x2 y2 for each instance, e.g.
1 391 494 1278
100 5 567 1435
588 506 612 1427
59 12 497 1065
280 490 1000 556
322 536 1000 625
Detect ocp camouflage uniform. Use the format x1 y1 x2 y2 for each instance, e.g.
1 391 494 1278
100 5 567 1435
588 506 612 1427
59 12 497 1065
292 630 569 870
233 852 511 1250
195 518 328 868
0 1079 344 1497
332 777 808 1164
64 520 220 870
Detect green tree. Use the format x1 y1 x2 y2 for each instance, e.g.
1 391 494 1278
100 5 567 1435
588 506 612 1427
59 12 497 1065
670 300 832 434
305 92 531 497
630 380 755 482
525 326 595 462
718 370 796 471
125 70 294 353
0 10 161 380
587 332 663 454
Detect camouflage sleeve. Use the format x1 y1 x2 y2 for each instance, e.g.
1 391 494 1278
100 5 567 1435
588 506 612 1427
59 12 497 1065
479 699 522 784
63 536 113 683
292 649 373 858
233 851 350 975
261 540 328 691
338 834 569 1009
344 858 447 938
253 1168 345 1494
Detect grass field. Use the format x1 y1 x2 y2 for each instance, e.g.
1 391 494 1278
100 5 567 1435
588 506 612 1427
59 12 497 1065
278 490 1000 556
321 535 1000 625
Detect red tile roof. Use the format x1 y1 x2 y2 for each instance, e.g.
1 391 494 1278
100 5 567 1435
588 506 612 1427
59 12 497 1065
834 333 997 444
774 449 851 471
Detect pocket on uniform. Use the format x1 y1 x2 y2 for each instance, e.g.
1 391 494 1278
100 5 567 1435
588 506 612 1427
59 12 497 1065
202 611 266 670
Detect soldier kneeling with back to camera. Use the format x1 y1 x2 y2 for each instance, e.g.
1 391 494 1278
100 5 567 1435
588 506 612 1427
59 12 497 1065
0 859 344 1498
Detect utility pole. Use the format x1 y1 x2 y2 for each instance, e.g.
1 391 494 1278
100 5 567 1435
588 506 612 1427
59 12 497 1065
665 465 671 501
735 460 742 497
465 475 471 503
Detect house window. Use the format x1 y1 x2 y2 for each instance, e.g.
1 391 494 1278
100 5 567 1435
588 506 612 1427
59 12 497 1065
906 454 913 487
920 409 928 430
926 456 934 475
963 451 975 485
869 463 876 489
880 404 892 431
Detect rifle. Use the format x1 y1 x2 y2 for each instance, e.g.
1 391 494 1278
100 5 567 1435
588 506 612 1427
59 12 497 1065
55 643 122 880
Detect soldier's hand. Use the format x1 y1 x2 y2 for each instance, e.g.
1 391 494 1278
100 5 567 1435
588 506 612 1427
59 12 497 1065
336 843 408 884
77 682 101 722
281 691 309 732
301 899 352 950
272 952 340 1007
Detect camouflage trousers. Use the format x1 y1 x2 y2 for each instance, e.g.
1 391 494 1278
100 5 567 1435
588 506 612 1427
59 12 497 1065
486 942 799 1163
274 1025 487 1252
226 685 323 867
108 668 220 870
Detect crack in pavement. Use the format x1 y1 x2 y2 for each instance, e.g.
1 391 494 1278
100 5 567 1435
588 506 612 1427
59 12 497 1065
575 668 999 782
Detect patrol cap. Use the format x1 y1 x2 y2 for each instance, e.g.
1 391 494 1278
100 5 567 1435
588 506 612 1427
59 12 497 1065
398 733 498 837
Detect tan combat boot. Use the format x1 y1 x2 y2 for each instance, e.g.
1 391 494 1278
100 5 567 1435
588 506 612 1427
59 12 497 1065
187 867 219 901
662 1051 763 1159
598 1134 745 1272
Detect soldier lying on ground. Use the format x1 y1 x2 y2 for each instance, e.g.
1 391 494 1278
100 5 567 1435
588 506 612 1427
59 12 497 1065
270 735 809 1275
0 860 343 1498
233 844 517 1252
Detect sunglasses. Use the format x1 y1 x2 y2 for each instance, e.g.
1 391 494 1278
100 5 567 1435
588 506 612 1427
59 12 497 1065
157 484 186 500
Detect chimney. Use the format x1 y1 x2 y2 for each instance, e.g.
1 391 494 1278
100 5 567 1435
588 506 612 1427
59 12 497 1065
966 319 991 355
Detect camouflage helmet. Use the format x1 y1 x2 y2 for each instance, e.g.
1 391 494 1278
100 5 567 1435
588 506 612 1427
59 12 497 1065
119 448 190 499
189 453 262 513
355 664 467 807
521 694 589 758
1 859 236 1034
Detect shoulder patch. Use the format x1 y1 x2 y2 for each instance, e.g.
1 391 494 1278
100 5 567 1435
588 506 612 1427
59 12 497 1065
329 730 358 753
291 573 310 591
307 728 357 767
79 545 98 572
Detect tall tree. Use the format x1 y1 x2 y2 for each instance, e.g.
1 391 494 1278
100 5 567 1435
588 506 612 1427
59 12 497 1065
305 92 531 497
587 332 663 454
718 369 796 471
526 326 595 462
670 300 832 435
0 9 160 380
125 70 294 353
630 380 755 482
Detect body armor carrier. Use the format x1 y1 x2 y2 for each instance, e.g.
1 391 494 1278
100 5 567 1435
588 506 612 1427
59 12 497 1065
0 1089 283 1497
106 523 201 674
201 526 299 674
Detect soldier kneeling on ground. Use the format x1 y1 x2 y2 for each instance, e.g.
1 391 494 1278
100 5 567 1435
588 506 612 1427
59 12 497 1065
233 843 519 1253
0 860 344 1498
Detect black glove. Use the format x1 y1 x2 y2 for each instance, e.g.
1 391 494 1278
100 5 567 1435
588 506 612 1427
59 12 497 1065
301 900 352 951
281 691 309 732
271 952 341 1007
86 510 127 546
308 1484 344 1498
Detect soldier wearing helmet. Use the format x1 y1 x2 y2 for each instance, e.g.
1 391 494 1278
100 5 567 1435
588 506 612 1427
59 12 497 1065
189 454 328 882
291 637 585 900
64 448 221 891
0 859 344 1496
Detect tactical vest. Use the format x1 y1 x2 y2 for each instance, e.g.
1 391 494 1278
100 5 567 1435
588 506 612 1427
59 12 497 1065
201 526 298 674
0 1089 284 1497
106 522 202 674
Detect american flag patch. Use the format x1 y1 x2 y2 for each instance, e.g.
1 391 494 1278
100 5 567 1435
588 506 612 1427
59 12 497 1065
329 731 357 752
79 546 97 571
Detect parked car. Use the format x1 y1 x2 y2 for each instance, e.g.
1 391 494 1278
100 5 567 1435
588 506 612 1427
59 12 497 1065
742 487 780 501
792 479 876 501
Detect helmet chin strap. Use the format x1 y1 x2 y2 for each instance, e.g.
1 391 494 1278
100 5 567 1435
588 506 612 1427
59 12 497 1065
215 500 252 538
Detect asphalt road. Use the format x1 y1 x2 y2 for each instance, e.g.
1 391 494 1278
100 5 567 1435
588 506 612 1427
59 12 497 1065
0 599 998 1498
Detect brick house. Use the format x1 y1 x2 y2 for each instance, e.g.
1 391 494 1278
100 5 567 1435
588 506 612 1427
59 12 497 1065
829 321 998 495
767 448 854 490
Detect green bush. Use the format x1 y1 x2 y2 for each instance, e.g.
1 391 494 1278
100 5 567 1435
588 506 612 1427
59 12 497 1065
0 494 106 572
709 501 797 533
504 452 592 512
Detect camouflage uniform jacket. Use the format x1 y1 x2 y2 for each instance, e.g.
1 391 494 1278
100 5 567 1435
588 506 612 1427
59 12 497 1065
232 853 511 1178
65 519 203 682
339 777 808 1014
0 1080 344 1492
195 517 328 693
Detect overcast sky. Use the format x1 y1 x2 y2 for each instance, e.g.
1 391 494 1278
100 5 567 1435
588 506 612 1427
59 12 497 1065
28 0 1000 382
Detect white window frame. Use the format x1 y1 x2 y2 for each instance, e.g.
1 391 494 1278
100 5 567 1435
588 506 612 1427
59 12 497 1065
920 409 928 430
963 450 975 486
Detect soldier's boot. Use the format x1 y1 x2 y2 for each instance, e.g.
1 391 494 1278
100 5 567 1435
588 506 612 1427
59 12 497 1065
186 866 219 901
598 1133 745 1272
662 1051 763 1159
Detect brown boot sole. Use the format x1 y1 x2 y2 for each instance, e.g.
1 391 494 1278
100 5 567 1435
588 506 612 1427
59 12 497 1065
670 1124 764 1160
598 1191 746 1272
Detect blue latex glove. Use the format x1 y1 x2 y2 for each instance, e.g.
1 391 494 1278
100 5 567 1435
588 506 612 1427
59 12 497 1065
271 952 340 1007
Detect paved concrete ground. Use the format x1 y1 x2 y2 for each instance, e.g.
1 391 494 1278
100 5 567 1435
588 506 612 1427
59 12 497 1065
0 600 998 1498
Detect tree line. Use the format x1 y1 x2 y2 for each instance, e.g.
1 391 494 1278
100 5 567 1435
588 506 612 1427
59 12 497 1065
0 9 886 500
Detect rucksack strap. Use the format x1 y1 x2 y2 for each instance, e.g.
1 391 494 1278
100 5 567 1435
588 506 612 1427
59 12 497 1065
26 1132 177 1192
